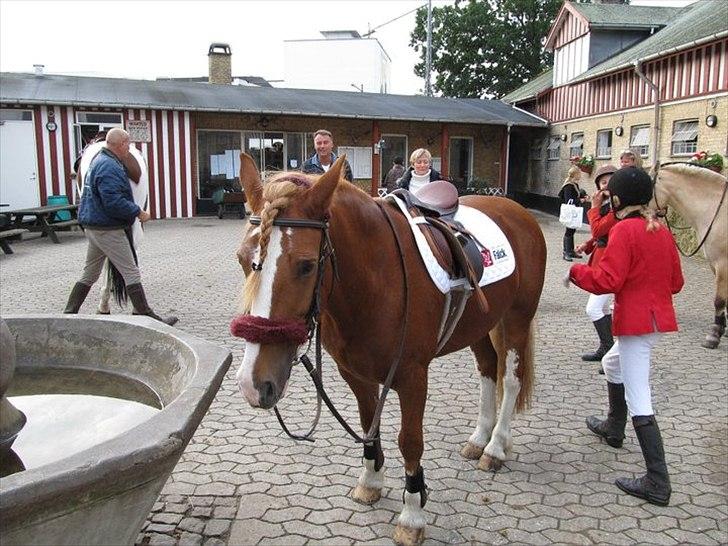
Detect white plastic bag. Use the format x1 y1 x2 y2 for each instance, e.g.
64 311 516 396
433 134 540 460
559 199 582 229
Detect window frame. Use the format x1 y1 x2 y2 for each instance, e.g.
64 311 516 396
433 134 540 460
530 139 543 161
596 129 612 159
629 125 650 158
448 136 474 183
547 136 561 161
670 119 699 156
569 132 584 159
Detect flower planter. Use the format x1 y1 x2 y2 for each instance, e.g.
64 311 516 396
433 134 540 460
578 164 593 175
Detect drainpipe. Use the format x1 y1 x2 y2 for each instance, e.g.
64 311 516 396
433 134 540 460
634 60 661 169
504 123 512 196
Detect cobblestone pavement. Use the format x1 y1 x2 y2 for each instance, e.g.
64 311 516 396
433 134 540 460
1 210 726 546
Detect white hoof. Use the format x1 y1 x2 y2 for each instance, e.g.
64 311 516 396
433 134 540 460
460 441 484 460
351 484 381 505
393 524 425 546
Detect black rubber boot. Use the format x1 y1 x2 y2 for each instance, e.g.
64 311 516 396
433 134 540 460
586 381 627 448
563 233 573 261
63 282 92 314
582 315 614 361
615 415 671 506
127 283 178 326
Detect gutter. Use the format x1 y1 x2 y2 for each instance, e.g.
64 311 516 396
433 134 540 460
633 60 661 169
571 29 728 85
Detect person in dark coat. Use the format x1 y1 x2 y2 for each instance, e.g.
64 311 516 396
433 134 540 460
567 167 684 507
301 129 353 182
397 148 442 193
63 128 177 325
558 166 587 261
383 156 405 193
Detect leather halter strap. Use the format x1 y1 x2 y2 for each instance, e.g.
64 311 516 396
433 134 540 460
249 216 329 230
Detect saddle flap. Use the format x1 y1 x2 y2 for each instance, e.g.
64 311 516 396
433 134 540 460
389 180 459 217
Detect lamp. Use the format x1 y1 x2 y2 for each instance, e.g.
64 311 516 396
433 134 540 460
560 134 567 142
706 114 718 128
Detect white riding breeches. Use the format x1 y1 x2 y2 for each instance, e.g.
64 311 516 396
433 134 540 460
586 293 612 322
601 333 661 416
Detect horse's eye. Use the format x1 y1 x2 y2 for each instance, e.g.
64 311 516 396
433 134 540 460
296 260 316 278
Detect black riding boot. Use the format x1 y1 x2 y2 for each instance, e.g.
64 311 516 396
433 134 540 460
582 315 614 361
615 415 671 506
127 283 178 326
586 381 627 448
563 231 581 261
63 282 92 314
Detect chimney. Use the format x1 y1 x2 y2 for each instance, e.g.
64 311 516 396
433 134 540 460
33 64 44 75
208 43 232 85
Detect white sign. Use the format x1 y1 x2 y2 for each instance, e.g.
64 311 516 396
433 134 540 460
127 120 151 143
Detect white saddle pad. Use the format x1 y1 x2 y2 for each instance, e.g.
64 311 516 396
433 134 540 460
388 198 516 294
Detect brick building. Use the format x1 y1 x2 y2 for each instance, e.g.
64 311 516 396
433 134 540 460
503 0 727 213
0 44 545 216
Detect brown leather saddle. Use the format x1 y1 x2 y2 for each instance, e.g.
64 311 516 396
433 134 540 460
387 181 490 351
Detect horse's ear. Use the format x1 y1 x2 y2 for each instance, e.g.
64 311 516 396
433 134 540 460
306 155 345 217
240 153 263 214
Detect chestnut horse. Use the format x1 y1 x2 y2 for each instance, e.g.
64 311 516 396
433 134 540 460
651 162 728 348
234 154 546 545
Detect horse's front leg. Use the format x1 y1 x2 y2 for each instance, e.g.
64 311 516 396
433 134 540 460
393 371 428 546
702 272 727 348
338 367 385 505
97 260 111 314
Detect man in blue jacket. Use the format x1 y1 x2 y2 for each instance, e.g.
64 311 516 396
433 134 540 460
301 129 354 182
63 128 177 325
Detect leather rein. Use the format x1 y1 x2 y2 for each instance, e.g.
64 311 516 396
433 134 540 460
247 201 409 446
652 162 728 258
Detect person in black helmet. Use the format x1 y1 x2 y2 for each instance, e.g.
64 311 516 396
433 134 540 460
565 167 684 506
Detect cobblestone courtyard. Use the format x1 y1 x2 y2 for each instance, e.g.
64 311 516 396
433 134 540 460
1 210 726 545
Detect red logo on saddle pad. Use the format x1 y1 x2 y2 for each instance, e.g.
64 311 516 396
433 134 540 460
481 248 493 267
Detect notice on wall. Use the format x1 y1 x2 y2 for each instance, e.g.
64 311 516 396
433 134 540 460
127 120 151 143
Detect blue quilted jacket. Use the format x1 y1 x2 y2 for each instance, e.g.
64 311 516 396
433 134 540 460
79 149 140 228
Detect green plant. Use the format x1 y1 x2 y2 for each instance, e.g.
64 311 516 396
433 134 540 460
571 154 595 169
690 151 724 171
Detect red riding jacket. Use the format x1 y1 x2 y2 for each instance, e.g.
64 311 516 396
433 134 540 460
581 205 619 268
570 215 684 336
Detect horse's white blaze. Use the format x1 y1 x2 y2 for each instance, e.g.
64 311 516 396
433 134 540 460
357 457 384 490
483 349 520 461
468 372 497 448
237 227 285 406
398 490 427 529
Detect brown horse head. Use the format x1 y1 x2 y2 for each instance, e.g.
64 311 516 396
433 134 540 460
234 152 344 408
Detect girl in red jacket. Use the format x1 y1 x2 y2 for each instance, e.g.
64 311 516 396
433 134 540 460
567 167 684 506
575 164 618 363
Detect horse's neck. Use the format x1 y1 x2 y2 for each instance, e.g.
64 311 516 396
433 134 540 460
659 171 722 231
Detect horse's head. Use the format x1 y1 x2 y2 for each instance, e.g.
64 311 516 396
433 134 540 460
233 153 343 409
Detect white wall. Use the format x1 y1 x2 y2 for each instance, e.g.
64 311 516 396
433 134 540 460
284 38 391 93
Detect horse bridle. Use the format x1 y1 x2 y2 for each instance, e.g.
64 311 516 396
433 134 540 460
652 162 728 258
245 206 409 446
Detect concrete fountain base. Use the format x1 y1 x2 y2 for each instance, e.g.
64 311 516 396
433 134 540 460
0 315 231 546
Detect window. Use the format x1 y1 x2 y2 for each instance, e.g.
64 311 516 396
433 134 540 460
379 135 407 183
74 111 123 155
547 136 561 160
338 146 372 179
449 137 474 183
569 133 584 159
671 119 698 155
596 130 612 158
0 109 32 121
197 130 242 199
530 139 543 160
630 125 650 158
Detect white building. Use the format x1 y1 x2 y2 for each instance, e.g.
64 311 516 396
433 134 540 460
284 30 391 93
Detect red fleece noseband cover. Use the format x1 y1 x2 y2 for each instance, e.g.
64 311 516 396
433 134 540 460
230 315 309 345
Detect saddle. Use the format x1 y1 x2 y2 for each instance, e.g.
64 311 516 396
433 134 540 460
387 181 489 352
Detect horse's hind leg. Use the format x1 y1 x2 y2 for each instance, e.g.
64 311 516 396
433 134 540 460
339 367 385 505
97 260 111 314
460 335 498 461
702 264 727 348
479 316 535 472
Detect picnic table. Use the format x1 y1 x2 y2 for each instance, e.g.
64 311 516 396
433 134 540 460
0 203 81 247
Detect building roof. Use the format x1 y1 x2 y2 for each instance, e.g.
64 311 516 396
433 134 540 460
501 69 554 103
572 0 727 83
0 72 547 127
506 0 726 103
570 2 678 30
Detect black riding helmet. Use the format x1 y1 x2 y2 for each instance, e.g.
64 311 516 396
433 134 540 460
607 167 653 212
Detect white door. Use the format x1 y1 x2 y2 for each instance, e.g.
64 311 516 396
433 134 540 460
0 112 39 209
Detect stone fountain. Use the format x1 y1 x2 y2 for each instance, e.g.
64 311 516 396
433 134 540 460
0 314 231 546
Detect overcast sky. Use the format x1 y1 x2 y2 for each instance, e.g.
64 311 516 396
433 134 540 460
0 0 696 97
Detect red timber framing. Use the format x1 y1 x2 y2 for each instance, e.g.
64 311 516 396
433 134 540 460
370 120 381 196
440 124 449 178
538 38 727 123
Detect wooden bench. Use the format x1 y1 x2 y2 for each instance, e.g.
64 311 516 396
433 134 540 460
51 219 81 229
0 228 29 255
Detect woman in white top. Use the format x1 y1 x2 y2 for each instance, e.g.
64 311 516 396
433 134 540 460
397 148 443 194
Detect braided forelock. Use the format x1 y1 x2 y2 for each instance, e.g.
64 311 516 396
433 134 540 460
241 179 305 314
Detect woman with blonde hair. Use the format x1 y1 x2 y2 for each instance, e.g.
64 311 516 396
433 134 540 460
619 149 643 169
558 166 587 261
397 148 443 193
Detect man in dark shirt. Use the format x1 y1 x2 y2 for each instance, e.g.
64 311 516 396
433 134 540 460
301 129 354 182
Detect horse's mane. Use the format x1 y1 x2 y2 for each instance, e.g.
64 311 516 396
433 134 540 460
659 162 727 184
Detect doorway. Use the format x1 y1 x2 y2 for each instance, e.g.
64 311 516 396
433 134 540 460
0 109 39 209
380 135 407 184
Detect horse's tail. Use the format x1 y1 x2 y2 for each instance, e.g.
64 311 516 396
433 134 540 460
491 316 535 413
109 263 128 308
